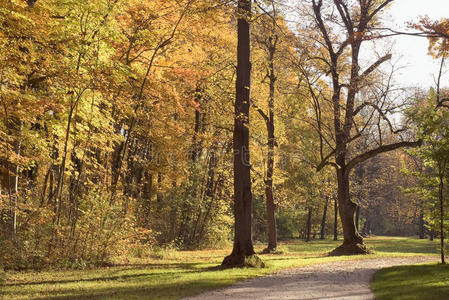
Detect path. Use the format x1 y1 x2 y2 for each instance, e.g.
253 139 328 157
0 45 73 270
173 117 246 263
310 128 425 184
184 256 437 300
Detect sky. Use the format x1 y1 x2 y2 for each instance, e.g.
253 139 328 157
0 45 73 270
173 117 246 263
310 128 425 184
387 0 448 88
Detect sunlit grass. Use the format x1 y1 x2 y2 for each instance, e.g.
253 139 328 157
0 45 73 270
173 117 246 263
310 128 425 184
372 263 449 300
1 236 439 299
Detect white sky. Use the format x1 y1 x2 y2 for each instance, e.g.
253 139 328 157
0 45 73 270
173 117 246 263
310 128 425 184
387 0 449 88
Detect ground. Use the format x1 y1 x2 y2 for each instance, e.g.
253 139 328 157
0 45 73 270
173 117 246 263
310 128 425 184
372 263 449 300
0 237 441 299
184 257 436 300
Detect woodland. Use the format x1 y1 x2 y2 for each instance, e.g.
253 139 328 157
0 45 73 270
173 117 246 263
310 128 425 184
1 0 449 273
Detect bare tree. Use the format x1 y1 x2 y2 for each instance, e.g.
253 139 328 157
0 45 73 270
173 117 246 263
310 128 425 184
302 0 421 255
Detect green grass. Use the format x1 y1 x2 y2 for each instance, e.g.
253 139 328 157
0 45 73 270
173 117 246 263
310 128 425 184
1 236 439 299
372 263 449 300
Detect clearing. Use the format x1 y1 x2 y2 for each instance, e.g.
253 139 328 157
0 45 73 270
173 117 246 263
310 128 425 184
0 237 440 299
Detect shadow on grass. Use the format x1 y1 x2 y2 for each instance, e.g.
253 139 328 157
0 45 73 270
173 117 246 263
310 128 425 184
372 264 449 300
368 239 439 254
1 262 217 287
1 278 235 300
5 266 383 300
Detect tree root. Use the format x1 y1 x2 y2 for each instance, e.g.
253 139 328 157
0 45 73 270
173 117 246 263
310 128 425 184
329 242 372 256
221 254 265 268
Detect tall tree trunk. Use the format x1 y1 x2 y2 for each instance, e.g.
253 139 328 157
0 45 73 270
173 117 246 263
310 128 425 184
333 195 338 241
439 174 445 264
8 131 21 236
263 35 278 253
222 0 263 268
320 196 329 240
306 207 312 242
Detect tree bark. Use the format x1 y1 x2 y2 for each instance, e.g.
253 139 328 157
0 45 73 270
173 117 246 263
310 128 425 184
306 207 312 242
222 0 263 268
320 196 329 240
439 174 445 264
8 133 21 236
419 211 425 239
330 168 369 255
263 34 278 253
333 195 338 241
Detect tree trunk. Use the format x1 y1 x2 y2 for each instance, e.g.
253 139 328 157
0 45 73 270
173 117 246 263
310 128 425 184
361 218 371 236
222 0 262 268
419 211 425 239
355 205 360 231
156 173 162 212
263 40 277 253
320 196 329 240
330 168 369 255
306 207 312 242
264 180 277 251
5 120 22 237
8 138 21 236
439 175 445 264
333 195 338 241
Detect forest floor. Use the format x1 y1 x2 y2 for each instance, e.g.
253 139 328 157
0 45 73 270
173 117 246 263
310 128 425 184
184 256 437 300
0 237 440 299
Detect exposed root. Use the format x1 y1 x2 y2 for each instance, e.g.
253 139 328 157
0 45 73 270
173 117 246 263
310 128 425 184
221 254 265 268
329 242 372 256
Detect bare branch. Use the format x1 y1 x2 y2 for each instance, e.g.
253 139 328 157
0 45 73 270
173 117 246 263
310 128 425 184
346 140 422 171
251 101 269 124
358 53 392 83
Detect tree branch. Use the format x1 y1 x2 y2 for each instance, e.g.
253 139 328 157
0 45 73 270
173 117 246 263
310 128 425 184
346 140 422 171
358 53 392 83
251 102 269 124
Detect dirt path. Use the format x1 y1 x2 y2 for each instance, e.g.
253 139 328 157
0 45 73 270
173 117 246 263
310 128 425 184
184 256 437 300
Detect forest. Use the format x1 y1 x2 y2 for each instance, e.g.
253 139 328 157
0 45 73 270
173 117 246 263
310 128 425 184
1 0 449 275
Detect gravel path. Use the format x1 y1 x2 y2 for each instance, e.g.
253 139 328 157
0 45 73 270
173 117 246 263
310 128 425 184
184 256 437 300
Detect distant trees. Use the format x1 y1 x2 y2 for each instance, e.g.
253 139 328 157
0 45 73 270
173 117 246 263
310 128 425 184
404 18 449 264
0 0 241 269
2 0 447 271
406 88 449 264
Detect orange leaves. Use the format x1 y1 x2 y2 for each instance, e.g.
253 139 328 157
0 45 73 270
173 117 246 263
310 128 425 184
413 16 449 58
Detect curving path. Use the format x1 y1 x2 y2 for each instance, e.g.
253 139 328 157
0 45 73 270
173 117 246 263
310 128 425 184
184 256 436 300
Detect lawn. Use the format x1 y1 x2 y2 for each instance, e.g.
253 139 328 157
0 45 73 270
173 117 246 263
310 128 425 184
372 263 449 300
1 236 440 300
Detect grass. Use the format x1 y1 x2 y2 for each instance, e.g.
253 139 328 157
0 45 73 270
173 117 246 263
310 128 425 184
372 263 449 300
1 236 440 299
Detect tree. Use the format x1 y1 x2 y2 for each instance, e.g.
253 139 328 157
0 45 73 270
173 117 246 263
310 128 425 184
304 0 421 254
407 68 449 264
407 92 449 264
222 0 263 268
251 3 281 253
